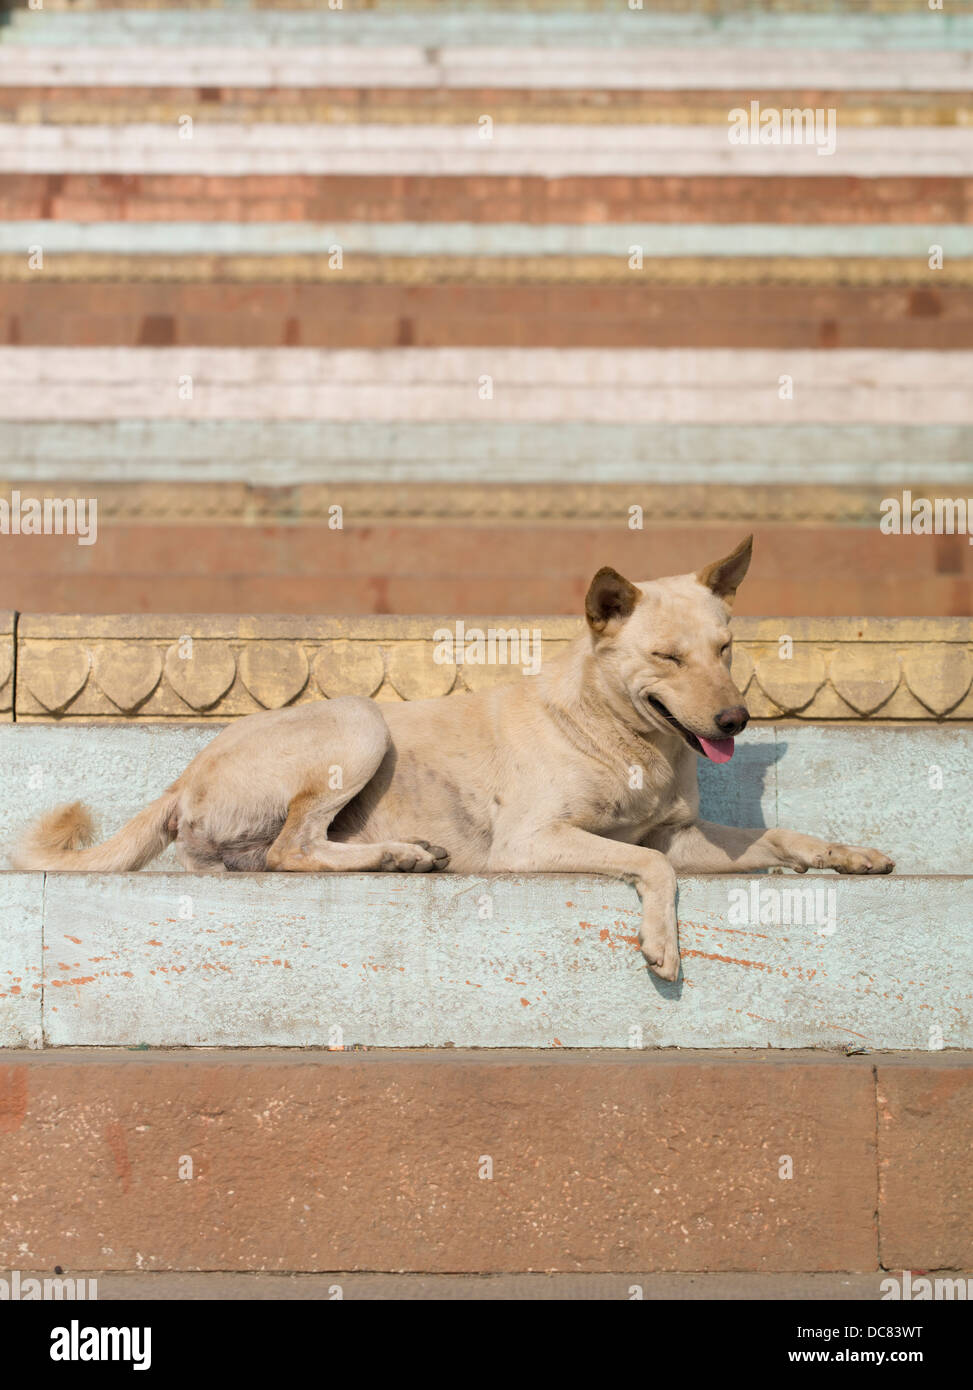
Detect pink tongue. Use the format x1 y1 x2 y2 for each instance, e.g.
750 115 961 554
698 736 735 763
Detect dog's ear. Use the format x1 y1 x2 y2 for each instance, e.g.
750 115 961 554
585 566 641 633
696 535 753 608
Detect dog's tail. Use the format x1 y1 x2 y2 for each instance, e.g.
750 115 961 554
11 795 178 872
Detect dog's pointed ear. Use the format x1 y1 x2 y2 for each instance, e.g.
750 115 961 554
696 535 753 608
585 566 641 633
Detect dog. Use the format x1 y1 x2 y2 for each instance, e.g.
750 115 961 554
12 536 894 982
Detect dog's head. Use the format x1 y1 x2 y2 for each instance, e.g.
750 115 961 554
584 536 752 763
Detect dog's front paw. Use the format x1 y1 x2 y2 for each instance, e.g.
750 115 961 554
640 907 680 983
815 843 895 875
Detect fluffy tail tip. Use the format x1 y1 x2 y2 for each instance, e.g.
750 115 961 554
11 801 94 869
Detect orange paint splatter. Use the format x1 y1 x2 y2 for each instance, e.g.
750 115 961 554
681 949 772 973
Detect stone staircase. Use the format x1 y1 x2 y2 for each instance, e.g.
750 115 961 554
1 0 972 615
1 0 971 1291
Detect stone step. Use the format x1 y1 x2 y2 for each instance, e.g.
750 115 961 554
0 1050 968 1274
2 869 970 1049
2 724 968 874
2 46 969 95
5 423 966 482
13 0 973 13
9 221 973 258
4 123 971 178
6 11 973 49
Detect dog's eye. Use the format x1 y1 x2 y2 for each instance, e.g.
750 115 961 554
652 652 682 665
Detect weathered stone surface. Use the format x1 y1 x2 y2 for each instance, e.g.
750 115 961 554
163 641 236 711
27 870 973 1050
0 874 42 1048
828 645 900 715
773 726 972 875
237 642 308 709
41 1270 901 1302
385 640 456 700
19 640 90 714
0 1053 879 1273
92 642 162 713
751 646 828 714
877 1059 973 1273
901 644 973 716
11 615 973 722
0 725 214 872
312 639 384 698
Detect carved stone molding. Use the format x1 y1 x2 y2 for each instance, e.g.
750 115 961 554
11 615 973 724
0 481 966 528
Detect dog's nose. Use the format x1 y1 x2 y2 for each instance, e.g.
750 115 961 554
715 706 749 736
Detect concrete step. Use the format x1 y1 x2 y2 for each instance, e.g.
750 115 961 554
2 724 969 876
3 723 967 1050
37 1271 954 1303
3 870 970 1049
0 1050 968 1274
3 422 971 485
7 10 973 49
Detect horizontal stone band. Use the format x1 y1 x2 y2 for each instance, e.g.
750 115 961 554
1 91 971 127
18 0 973 12
6 13 973 48
1 480 965 525
3 124 972 176
1 1051 968 1274
2 50 970 92
2 252 969 287
2 423 970 486
5 222 972 257
5 615 973 722
2 348 971 423
2 869 970 1049
3 174 965 225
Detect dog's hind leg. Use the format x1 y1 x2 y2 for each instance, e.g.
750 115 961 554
267 788 448 873
265 719 448 873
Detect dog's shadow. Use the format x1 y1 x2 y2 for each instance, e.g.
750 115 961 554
697 737 783 831
647 738 786 998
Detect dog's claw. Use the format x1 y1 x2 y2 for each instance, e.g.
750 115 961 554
818 844 895 875
641 937 680 983
413 839 450 869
